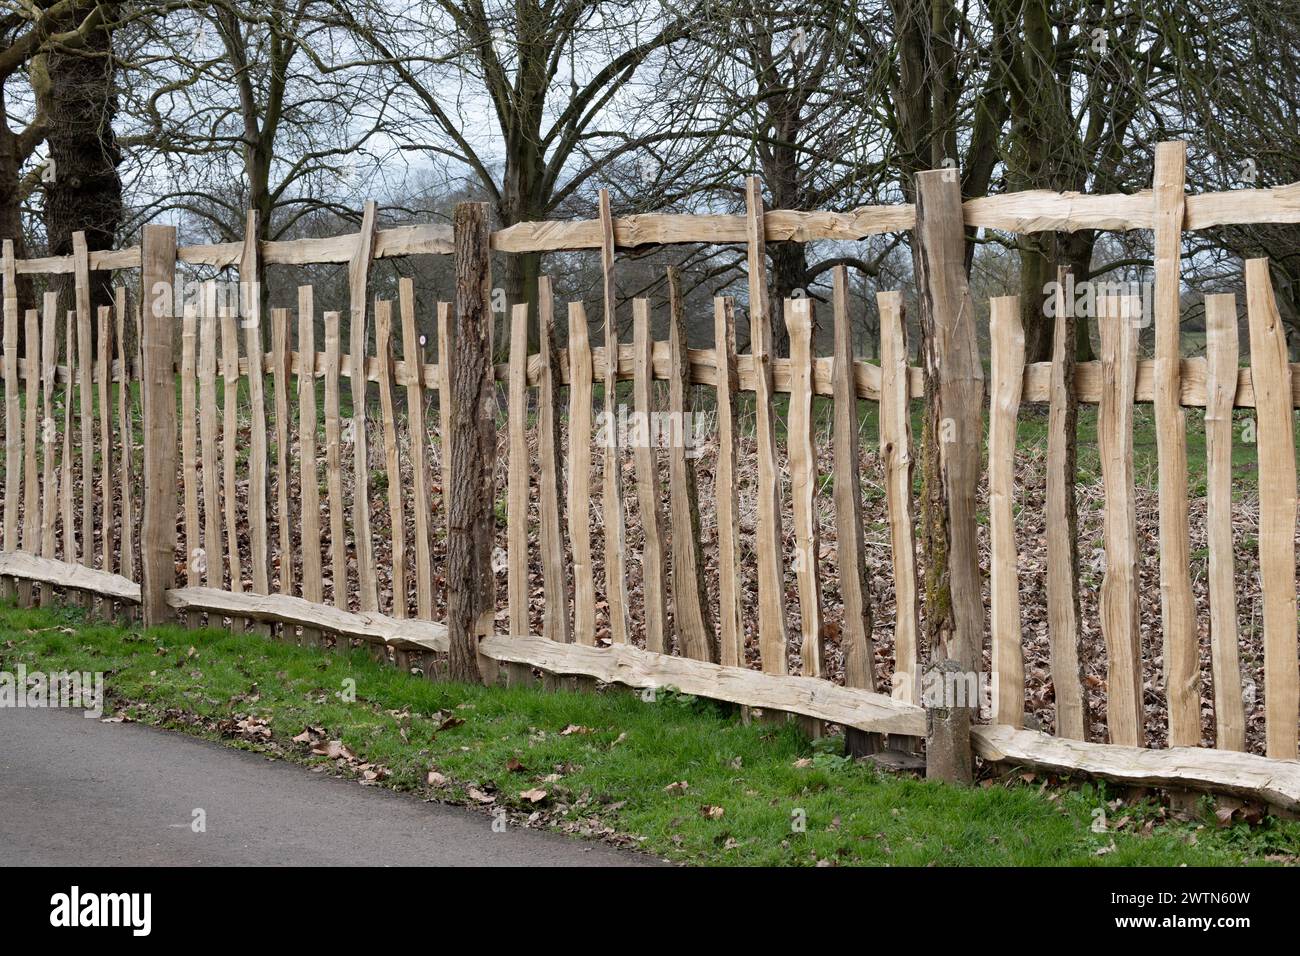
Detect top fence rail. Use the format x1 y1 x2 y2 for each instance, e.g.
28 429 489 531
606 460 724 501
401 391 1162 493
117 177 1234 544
7 181 1300 276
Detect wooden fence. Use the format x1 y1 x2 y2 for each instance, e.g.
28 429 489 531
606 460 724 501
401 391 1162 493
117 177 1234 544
3 141 1300 810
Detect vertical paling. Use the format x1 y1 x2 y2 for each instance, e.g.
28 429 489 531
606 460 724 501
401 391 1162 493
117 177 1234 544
1203 293 1245 752
630 297 668 654
1046 272 1086 739
1151 141 1200 747
220 306 244 603
398 278 433 621
20 306 40 606
567 302 596 646
712 297 744 669
1097 294 1144 747
878 291 918 704
597 189 631 645
39 294 58 605
666 268 715 662
271 305 294 599
198 298 224 597
180 305 201 628
1244 259 1298 760
535 278 570 646
297 288 323 645
745 177 789 675
988 296 1025 729
374 298 407 619
323 309 348 617
348 202 379 612
785 296 823 678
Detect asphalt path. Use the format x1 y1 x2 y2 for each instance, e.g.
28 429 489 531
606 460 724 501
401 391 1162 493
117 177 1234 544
0 706 656 867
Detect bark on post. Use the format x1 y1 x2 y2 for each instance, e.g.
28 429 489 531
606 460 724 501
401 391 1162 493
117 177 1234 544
446 202 496 684
140 225 178 628
913 169 984 784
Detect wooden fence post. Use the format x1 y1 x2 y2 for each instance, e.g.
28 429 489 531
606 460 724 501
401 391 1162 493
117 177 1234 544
140 224 178 628
913 168 984 784
446 202 496 684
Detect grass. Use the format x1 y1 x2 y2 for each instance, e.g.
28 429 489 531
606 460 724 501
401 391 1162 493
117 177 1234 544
4 601 1299 866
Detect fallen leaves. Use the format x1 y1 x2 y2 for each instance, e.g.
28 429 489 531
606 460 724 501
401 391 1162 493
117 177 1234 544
700 805 725 820
218 716 271 741
519 788 548 804
311 739 355 761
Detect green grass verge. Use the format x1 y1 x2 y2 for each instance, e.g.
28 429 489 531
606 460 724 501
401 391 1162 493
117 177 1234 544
3 601 1299 867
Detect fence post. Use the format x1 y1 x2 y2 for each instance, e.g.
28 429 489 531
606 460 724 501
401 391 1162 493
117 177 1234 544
140 225 177 628
913 168 984 784
446 202 496 684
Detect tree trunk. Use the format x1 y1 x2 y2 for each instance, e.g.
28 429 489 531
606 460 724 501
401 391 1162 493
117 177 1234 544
39 11 123 324
0 88 35 319
767 241 806 358
913 169 983 785
446 202 496 684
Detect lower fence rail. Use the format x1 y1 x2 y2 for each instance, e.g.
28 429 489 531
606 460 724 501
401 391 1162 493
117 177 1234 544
3 550 1299 815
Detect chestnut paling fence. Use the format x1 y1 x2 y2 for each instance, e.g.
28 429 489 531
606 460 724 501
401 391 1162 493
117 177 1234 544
2 140 1300 809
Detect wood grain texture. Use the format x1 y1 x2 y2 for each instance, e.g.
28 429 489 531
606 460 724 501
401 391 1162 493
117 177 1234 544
630 297 669 654
13 179 1300 277
375 299 407 618
666 268 714 662
348 201 379 612
746 177 789 675
1203 293 1245 752
114 288 135 582
96 306 112 576
1045 275 1086 739
988 296 1025 728
567 302 597 646
830 269 874 691
219 309 244 597
59 309 76 566
323 309 348 611
73 232 94 579
20 307 39 605
167 586 448 654
398 278 433 620
139 225 177 625
878 291 919 703
535 278 570 645
1097 294 1144 747
271 305 293 596
180 306 201 605
786 297 823 677
597 189 631 645
506 302 531 637
1245 260 1298 760
713 298 744 669
971 724 1300 814
297 289 323 641
0 551 140 603
913 171 980 782
480 635 925 737
198 306 223 592
38 294 57 599
1151 141 1199 748
503 302 534 686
